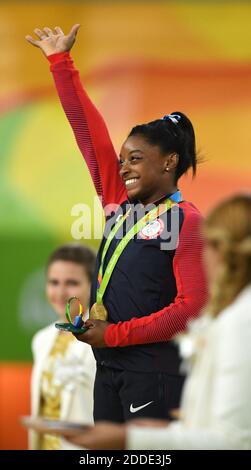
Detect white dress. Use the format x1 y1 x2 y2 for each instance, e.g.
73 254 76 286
30 323 96 450
127 285 251 449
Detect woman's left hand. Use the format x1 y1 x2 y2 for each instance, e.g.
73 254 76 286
74 320 110 347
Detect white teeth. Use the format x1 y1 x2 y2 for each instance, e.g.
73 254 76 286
125 178 138 186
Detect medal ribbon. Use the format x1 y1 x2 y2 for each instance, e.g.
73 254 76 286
66 296 83 324
96 191 182 304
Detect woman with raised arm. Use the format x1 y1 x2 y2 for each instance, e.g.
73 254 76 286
26 25 207 423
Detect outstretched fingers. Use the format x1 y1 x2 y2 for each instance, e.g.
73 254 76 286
25 35 39 47
69 23 81 39
43 27 54 37
55 26 64 35
25 24 80 53
33 28 47 40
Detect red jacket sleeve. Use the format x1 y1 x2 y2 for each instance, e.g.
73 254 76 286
47 52 127 213
104 204 208 347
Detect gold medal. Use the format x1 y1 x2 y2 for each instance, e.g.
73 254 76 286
89 302 108 321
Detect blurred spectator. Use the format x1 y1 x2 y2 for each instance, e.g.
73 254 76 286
29 243 96 450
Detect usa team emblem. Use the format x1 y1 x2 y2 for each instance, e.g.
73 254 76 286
138 218 164 239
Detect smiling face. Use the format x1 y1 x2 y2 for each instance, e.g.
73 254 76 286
46 260 91 321
119 135 177 205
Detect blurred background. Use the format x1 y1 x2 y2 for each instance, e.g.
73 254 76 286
0 0 250 449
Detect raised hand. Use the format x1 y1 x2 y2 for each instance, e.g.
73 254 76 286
25 24 80 57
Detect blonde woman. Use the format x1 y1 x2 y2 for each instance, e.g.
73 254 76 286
60 193 251 449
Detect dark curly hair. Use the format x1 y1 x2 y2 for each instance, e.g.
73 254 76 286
128 112 197 182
